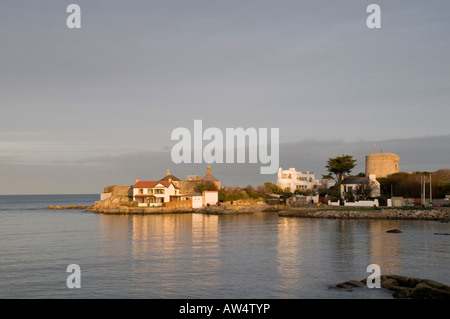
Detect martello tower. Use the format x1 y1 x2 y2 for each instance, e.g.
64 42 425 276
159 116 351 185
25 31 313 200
365 152 400 178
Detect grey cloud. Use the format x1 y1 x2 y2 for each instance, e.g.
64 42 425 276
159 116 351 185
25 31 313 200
1 135 448 194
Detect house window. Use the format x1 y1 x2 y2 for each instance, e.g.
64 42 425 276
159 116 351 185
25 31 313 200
139 189 143 195
148 189 153 194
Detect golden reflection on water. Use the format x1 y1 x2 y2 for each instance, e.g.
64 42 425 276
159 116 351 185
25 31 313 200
98 214 131 257
127 213 220 295
276 218 306 293
97 213 405 296
368 220 402 273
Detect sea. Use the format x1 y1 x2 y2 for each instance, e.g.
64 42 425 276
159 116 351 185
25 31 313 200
0 194 449 299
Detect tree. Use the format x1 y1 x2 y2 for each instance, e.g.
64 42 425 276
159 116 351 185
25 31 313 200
264 182 284 195
356 181 377 200
322 155 357 191
194 181 219 193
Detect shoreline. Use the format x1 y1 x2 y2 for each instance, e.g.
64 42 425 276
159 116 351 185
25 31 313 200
81 203 450 220
279 206 450 220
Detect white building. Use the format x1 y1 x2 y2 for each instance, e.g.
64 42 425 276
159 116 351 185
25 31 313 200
175 191 219 208
277 167 320 193
340 174 381 199
133 178 181 207
203 191 219 206
180 193 204 208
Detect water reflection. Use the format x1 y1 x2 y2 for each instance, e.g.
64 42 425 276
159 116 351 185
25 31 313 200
99 214 132 258
100 213 221 297
276 217 304 297
368 220 402 273
96 213 425 298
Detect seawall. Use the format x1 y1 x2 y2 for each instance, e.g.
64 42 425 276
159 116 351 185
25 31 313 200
279 207 450 220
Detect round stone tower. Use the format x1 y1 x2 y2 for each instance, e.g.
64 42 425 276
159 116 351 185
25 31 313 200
365 153 400 178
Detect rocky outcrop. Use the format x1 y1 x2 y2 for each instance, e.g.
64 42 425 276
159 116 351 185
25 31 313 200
92 185 134 212
334 275 450 299
381 275 450 299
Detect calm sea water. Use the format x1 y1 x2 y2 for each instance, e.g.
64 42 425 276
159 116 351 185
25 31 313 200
0 194 448 299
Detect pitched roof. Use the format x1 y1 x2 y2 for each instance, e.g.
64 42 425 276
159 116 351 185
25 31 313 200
133 181 179 189
160 174 181 182
342 177 370 185
159 169 181 182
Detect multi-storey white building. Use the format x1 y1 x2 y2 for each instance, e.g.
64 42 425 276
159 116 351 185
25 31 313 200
133 178 181 207
277 167 320 193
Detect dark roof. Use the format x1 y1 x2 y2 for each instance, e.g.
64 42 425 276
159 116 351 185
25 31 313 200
160 174 181 182
342 177 370 185
202 174 219 182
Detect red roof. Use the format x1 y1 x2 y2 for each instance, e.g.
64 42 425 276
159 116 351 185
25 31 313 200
133 181 179 189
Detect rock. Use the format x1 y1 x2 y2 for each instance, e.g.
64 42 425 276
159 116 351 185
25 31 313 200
335 275 450 299
381 278 399 288
411 285 450 299
392 287 412 299
386 229 402 233
334 280 366 291
388 275 422 288
343 280 366 287
422 279 450 292
434 233 450 235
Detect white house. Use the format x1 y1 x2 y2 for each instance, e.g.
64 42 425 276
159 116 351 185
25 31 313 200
277 167 320 193
340 174 380 199
133 178 181 207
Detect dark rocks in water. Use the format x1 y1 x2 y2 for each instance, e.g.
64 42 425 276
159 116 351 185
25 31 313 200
333 280 367 292
382 275 421 288
335 275 450 299
386 228 402 233
434 233 450 235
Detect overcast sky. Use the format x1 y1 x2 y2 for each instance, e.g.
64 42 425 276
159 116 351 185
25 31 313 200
1 1 449 195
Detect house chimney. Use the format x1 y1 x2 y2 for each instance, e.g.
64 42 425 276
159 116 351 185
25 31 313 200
206 166 211 176
136 178 140 183
166 169 170 176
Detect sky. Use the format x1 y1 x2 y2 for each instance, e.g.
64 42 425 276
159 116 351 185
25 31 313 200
0 1 449 195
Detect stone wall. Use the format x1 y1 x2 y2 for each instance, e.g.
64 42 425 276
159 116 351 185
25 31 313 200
282 208 449 220
104 185 133 197
163 200 192 209
95 185 134 210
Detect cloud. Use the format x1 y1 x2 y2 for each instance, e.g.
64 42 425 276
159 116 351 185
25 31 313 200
1 135 448 194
